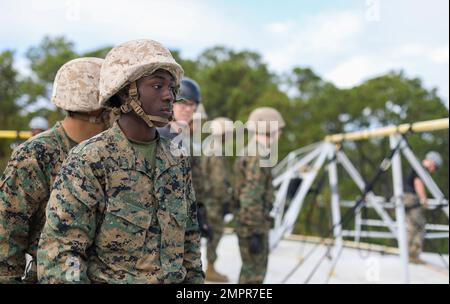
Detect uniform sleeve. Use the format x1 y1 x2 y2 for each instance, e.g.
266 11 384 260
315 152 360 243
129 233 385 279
201 157 212 194
265 171 275 223
220 158 233 203
238 157 267 235
0 146 48 283
182 158 205 284
37 153 104 284
232 159 244 213
190 156 207 204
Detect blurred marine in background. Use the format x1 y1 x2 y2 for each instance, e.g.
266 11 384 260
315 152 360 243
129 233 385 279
0 57 108 283
203 117 234 282
234 107 285 284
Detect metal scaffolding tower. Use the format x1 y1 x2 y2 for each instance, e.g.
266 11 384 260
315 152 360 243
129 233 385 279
270 118 449 283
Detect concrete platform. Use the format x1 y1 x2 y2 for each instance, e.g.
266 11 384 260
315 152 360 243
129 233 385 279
201 233 449 284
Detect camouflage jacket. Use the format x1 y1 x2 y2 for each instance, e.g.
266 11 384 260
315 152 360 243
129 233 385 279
157 125 207 205
203 156 232 212
233 153 275 237
37 122 204 284
190 155 208 204
0 122 74 283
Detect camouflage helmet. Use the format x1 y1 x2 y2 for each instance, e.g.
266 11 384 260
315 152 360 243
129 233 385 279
210 117 234 136
247 107 286 133
99 39 184 107
51 57 104 112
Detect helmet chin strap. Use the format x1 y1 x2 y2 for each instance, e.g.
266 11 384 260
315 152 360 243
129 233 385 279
119 81 172 128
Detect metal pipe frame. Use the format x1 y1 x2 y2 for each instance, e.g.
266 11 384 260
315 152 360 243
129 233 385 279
337 151 398 235
270 124 448 284
390 134 410 283
270 143 331 249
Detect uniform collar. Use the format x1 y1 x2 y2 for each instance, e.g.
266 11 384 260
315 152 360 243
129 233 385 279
108 121 180 177
52 121 75 153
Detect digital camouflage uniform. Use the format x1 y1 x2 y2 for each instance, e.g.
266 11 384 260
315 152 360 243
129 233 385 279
191 155 207 204
184 138 209 241
157 125 208 217
404 193 426 260
203 155 232 265
0 57 105 284
233 107 284 284
37 122 204 284
234 151 274 284
0 122 76 283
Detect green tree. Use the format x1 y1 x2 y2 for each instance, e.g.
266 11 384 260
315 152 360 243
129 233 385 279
288 67 324 100
81 46 112 59
20 36 76 108
196 46 275 120
22 37 113 122
170 49 200 80
0 50 24 169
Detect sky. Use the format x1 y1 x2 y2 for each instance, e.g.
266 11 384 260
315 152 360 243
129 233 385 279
1 0 449 107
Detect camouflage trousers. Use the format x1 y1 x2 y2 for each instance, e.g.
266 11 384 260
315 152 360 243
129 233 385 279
237 233 269 284
206 210 226 264
404 193 426 259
